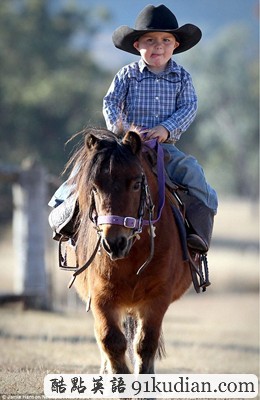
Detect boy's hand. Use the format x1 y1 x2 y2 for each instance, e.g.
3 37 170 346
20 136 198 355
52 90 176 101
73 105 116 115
140 125 169 143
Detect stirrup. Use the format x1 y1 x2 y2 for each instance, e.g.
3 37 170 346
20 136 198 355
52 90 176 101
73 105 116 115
188 249 211 293
59 237 79 271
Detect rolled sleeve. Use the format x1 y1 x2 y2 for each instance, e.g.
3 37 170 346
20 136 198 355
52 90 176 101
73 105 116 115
161 74 198 142
103 69 130 133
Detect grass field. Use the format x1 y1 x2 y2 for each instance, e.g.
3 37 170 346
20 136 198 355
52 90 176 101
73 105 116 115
0 197 259 398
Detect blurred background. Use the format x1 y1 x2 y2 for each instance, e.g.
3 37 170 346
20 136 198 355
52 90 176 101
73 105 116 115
0 0 258 305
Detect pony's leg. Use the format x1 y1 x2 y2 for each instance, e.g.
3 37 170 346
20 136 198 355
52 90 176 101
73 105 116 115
134 304 168 374
92 305 130 374
100 353 108 374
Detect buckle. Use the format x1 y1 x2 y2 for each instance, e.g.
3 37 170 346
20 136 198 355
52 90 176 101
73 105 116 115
123 217 137 229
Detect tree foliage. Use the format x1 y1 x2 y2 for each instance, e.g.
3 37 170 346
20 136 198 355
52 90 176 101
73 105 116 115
0 0 111 174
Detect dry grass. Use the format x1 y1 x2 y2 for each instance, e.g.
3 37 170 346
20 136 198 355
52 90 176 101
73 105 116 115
0 292 258 395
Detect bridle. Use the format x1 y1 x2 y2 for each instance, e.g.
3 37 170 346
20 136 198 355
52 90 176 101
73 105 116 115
63 139 166 288
92 139 166 234
89 173 151 239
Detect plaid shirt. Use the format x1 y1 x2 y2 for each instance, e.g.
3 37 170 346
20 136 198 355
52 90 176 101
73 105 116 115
103 58 198 142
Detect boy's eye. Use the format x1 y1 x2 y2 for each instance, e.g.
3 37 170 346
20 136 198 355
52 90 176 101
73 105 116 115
164 38 173 43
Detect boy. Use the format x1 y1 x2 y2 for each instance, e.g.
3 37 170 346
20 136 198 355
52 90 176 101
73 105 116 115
103 4 218 252
49 4 217 254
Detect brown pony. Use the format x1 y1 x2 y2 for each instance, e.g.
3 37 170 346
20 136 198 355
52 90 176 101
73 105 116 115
67 127 192 374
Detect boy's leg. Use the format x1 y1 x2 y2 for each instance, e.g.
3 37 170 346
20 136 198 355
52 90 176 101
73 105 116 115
161 143 218 252
48 178 76 208
177 191 215 252
48 194 78 240
48 171 77 239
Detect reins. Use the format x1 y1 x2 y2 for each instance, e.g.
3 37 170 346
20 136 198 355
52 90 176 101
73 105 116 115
68 236 101 289
58 235 102 288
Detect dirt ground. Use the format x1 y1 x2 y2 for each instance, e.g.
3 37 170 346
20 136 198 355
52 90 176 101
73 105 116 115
0 292 259 398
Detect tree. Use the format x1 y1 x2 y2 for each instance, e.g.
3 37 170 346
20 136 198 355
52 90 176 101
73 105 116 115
0 0 113 223
0 0 112 174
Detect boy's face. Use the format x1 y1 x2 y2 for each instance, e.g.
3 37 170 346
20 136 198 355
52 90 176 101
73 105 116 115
133 31 179 73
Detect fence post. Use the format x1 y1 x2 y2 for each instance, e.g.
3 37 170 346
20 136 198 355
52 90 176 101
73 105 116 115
12 158 49 309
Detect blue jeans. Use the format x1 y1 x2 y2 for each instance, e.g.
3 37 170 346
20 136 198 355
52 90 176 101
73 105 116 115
161 143 218 214
49 144 218 214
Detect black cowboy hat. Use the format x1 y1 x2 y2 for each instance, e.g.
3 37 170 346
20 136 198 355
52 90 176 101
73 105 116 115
112 4 202 55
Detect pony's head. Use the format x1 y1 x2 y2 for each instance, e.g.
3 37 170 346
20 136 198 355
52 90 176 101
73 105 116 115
72 128 145 260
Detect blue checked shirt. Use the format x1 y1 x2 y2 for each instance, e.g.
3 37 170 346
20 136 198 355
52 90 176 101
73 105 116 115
103 58 198 143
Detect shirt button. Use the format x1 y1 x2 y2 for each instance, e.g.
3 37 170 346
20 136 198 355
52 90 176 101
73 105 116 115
155 115 159 118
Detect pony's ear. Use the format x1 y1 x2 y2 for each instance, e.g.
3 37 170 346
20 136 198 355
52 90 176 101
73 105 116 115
122 131 142 155
85 133 101 150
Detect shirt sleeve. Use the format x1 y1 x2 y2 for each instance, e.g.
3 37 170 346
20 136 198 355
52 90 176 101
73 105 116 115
103 68 130 133
161 70 198 142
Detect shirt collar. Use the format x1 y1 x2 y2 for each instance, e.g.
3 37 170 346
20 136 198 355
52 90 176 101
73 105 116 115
138 58 181 76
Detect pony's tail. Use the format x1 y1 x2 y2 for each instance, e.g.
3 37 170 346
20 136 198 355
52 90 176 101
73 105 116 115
123 315 166 366
157 330 166 360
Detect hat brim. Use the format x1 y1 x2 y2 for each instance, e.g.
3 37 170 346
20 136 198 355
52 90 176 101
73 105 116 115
112 24 202 55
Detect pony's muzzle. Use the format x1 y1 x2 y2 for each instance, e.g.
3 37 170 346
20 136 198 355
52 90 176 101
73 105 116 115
101 233 132 260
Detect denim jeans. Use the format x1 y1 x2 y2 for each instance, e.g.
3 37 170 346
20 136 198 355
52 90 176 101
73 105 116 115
49 144 218 214
161 143 218 214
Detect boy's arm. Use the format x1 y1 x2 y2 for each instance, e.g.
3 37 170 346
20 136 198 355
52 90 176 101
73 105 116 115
161 74 198 142
103 71 130 133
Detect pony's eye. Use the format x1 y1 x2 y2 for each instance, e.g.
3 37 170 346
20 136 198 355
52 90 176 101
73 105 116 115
133 182 141 191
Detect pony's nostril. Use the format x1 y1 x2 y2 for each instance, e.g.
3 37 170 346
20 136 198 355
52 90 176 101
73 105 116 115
118 236 127 251
102 236 128 258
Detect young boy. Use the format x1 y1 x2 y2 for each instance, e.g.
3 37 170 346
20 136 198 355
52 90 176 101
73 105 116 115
49 4 217 253
103 4 218 252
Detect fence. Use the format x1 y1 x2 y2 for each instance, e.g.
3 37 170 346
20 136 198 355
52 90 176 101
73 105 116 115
0 159 58 310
